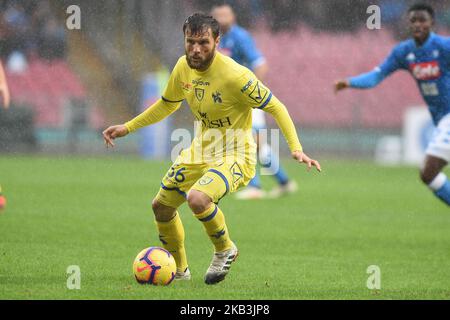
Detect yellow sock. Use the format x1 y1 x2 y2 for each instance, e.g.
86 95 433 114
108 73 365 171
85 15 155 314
155 212 188 273
195 204 233 253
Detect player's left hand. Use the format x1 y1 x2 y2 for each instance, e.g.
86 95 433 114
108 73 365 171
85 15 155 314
292 151 321 172
102 124 129 148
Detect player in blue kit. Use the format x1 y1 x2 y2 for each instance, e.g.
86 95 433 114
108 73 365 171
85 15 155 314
335 3 450 206
212 3 298 200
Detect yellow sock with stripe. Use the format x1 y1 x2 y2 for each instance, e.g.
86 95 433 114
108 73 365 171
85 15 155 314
155 212 188 273
195 204 233 253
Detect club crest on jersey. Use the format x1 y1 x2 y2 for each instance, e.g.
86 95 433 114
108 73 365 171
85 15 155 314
410 61 441 80
195 88 205 101
198 111 207 119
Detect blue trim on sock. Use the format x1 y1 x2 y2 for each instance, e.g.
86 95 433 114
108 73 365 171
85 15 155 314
434 179 450 206
274 167 289 185
259 146 289 186
199 205 218 222
248 172 261 188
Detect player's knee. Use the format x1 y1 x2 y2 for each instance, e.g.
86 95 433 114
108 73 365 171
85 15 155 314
151 198 162 213
151 199 176 222
420 156 448 185
187 190 211 214
420 169 436 185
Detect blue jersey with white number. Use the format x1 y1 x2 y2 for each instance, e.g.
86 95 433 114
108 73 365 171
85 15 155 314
349 32 450 125
219 24 265 70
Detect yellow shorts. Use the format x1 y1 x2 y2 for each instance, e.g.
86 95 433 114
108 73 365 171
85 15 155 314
155 159 256 208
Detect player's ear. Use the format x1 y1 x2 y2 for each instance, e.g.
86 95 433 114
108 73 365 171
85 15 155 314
215 35 220 46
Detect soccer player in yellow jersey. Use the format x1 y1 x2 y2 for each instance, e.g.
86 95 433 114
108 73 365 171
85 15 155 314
103 13 321 285
0 60 11 212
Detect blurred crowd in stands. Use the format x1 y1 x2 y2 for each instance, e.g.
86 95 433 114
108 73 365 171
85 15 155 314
0 0 66 73
195 0 450 35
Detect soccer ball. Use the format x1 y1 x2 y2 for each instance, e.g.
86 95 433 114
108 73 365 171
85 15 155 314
133 247 176 286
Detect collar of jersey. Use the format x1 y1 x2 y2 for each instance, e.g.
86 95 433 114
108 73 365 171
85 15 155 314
413 32 436 49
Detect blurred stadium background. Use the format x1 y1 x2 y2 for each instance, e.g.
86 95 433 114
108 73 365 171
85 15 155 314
1 0 449 161
2 0 450 300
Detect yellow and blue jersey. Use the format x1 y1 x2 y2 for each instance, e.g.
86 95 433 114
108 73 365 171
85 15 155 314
161 52 294 164
125 52 302 165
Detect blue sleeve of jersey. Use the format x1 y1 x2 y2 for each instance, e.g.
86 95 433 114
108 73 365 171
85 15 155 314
349 45 404 89
237 30 265 69
349 69 384 88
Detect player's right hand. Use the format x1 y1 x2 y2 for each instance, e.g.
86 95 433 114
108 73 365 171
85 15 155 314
102 124 129 148
334 80 350 93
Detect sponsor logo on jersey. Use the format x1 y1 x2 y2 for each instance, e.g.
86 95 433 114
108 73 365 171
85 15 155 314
410 61 441 80
201 117 233 128
181 82 192 91
196 110 232 128
212 91 222 103
192 79 210 86
241 79 254 93
406 52 416 62
198 111 207 119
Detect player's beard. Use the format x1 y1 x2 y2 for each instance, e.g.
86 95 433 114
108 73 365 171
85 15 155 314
186 46 216 71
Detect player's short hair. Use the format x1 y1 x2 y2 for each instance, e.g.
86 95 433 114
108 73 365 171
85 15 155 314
408 3 434 19
183 13 220 39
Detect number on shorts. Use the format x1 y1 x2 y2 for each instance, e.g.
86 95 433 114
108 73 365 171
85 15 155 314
168 166 186 183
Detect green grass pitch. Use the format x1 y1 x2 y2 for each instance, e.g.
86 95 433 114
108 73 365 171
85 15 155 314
0 155 449 299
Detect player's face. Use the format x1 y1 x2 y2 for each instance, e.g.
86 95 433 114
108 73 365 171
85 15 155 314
409 10 433 43
211 6 235 33
184 28 219 71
